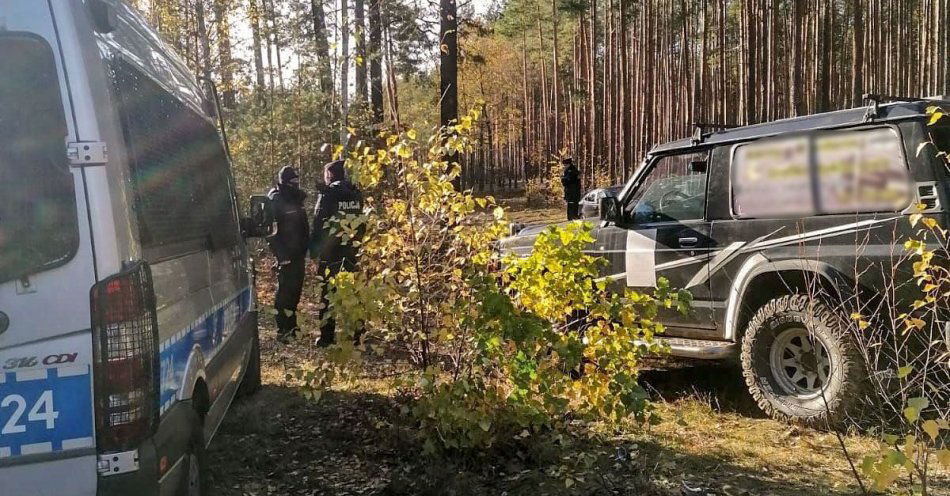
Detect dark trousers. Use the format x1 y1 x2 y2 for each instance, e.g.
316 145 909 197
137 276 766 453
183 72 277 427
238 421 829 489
566 201 580 220
316 260 354 347
275 257 306 336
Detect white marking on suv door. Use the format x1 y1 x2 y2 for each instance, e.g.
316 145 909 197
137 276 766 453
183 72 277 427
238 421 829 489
625 230 657 287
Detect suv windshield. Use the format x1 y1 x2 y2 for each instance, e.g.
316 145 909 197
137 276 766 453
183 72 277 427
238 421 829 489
930 119 950 155
0 34 78 283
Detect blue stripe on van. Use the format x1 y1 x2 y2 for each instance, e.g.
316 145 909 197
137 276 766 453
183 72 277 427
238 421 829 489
157 288 252 416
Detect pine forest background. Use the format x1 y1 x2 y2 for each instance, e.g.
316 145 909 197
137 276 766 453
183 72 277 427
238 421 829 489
128 0 950 196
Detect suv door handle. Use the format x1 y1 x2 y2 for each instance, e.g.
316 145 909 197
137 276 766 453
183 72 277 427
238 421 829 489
678 236 698 247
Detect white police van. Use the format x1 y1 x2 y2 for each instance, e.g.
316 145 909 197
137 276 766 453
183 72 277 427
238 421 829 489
0 1 263 494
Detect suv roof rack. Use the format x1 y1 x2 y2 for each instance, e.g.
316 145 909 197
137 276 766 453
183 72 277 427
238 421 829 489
863 93 925 121
691 122 740 145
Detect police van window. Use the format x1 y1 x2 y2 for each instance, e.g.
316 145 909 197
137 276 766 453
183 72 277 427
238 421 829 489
626 151 708 224
0 34 78 284
732 128 910 218
109 58 237 259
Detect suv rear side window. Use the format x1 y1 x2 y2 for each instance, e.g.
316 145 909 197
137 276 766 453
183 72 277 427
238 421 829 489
109 58 238 260
732 128 911 218
0 34 78 283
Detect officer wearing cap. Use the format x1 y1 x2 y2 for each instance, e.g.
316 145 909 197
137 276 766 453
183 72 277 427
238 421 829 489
310 160 364 347
561 158 582 220
266 165 309 341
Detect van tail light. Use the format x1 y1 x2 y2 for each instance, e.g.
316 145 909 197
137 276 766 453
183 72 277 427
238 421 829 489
90 261 160 452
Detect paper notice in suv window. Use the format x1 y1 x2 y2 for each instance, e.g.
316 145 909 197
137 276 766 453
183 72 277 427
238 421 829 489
815 128 911 213
732 136 812 218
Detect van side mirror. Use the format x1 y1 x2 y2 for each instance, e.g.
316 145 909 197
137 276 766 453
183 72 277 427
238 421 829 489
599 196 621 223
241 194 274 238
688 160 707 174
87 0 119 34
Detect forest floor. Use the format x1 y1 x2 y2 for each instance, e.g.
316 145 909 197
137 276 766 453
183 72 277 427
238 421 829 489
501 198 564 226
210 317 933 496
207 205 949 496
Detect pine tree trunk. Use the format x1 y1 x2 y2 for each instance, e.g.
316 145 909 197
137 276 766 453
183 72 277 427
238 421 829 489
310 0 333 93
266 0 284 89
440 0 459 129
213 0 235 107
354 0 367 104
368 0 384 123
852 0 864 105
249 0 267 96
340 0 350 131
551 0 561 154
195 0 212 86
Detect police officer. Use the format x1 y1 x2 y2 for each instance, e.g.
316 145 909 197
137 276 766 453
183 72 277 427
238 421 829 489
310 160 364 347
561 158 582 220
266 166 309 341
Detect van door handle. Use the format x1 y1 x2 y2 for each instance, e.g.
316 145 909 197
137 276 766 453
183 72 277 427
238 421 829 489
678 237 698 247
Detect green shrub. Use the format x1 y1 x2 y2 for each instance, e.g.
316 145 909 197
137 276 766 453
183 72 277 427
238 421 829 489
306 106 687 454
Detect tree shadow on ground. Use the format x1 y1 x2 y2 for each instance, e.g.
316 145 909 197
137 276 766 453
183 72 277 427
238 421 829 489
206 375 872 496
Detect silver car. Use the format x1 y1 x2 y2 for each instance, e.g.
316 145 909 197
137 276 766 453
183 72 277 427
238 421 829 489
579 185 623 219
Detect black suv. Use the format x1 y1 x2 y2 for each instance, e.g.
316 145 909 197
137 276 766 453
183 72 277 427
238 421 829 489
502 98 950 424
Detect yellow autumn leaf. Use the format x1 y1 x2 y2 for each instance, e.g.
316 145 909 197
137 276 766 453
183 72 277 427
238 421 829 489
904 405 920 423
871 463 901 491
937 449 950 469
897 365 913 378
922 419 941 441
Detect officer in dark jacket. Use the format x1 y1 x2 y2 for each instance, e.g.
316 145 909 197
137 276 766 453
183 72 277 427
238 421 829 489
310 160 364 347
561 158 582 220
266 166 310 341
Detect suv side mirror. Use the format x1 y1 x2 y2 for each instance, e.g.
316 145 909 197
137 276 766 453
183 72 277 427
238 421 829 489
599 196 621 223
688 160 707 174
241 194 274 238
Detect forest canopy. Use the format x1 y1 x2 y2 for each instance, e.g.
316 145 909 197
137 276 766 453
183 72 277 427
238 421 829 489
129 0 950 193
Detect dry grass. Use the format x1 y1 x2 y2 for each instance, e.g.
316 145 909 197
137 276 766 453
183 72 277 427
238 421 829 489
212 327 938 495
499 195 566 226
207 245 950 495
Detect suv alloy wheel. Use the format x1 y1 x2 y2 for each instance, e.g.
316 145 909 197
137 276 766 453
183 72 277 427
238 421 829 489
740 294 866 425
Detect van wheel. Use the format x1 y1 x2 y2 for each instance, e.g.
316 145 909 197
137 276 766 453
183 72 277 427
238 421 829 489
238 328 262 397
180 413 210 496
740 294 865 426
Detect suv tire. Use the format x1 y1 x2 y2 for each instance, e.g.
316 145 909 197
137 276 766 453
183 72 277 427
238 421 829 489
740 294 865 425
